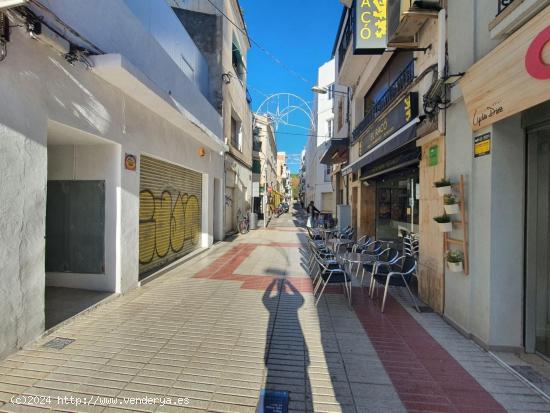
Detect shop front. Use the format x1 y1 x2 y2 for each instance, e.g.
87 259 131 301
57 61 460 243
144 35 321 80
456 5 550 350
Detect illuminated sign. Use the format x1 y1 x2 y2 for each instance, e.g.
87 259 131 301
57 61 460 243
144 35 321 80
354 0 388 55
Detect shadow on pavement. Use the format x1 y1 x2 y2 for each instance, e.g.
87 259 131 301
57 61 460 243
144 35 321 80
261 278 311 412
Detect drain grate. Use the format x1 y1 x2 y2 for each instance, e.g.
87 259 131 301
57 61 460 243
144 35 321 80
42 337 75 350
511 365 550 389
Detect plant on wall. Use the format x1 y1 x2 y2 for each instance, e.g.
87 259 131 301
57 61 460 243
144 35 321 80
433 213 452 232
446 250 464 272
443 194 460 214
434 178 452 196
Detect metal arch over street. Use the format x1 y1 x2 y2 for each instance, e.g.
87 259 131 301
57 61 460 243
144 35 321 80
256 92 315 131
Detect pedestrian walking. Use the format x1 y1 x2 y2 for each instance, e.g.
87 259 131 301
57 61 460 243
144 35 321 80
306 201 320 228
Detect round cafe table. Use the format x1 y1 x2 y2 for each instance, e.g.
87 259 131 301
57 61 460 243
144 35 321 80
319 227 338 242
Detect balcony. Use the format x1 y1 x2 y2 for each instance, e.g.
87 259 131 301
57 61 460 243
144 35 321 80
335 8 373 86
490 0 549 38
388 0 440 48
253 141 262 152
352 60 415 142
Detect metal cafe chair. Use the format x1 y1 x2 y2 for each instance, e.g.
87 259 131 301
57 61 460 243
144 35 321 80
363 247 400 291
312 253 352 306
371 256 420 313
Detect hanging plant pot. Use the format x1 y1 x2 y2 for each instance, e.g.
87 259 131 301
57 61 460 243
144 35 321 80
444 203 460 215
437 186 452 196
437 222 453 232
448 261 463 272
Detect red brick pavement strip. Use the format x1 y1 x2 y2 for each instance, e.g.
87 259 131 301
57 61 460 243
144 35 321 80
352 291 507 413
192 242 507 412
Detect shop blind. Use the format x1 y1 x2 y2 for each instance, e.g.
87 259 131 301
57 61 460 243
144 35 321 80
139 155 202 276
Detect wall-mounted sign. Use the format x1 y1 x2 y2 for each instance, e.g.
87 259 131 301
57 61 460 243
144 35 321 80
474 132 491 158
354 0 388 55
124 153 137 171
428 145 439 166
359 92 419 156
460 6 550 131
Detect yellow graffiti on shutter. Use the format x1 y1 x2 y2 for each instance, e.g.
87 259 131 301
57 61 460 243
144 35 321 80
139 156 202 276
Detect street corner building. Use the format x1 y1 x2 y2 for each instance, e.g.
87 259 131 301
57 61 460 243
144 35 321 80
0 0 253 358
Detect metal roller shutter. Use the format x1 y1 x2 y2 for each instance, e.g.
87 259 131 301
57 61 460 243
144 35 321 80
139 155 202 277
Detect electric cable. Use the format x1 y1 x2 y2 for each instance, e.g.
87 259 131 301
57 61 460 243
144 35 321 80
205 0 313 85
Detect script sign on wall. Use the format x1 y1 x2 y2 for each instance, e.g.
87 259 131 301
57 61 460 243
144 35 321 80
359 92 419 156
460 6 550 131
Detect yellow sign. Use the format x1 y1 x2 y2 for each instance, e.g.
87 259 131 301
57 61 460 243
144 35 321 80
354 0 387 54
474 133 491 158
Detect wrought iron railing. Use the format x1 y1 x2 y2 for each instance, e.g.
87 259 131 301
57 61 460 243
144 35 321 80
352 60 415 142
338 12 353 72
498 0 515 14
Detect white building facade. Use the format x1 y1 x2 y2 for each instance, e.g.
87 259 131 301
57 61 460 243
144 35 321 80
0 0 226 358
304 59 337 213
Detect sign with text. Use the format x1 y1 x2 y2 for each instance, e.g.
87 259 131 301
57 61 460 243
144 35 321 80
257 390 289 413
354 0 388 54
460 6 550 131
359 92 419 156
474 133 491 158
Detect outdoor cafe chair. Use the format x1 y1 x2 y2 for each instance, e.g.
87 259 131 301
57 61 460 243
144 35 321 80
371 256 420 313
363 248 400 291
312 253 351 306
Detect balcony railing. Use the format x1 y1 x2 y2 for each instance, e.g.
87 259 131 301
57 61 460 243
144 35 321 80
352 60 415 142
498 0 515 14
338 12 353 73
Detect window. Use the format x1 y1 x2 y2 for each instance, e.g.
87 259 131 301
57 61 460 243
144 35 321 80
327 119 333 138
231 116 242 151
338 99 344 131
232 34 245 82
252 159 261 174
327 84 335 100
324 165 332 182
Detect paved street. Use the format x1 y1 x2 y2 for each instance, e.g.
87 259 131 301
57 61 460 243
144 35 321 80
0 207 549 413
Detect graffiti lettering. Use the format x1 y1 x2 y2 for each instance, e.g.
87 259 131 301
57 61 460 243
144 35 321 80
139 190 201 266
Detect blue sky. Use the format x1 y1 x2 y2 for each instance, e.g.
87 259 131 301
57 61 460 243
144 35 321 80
239 0 343 173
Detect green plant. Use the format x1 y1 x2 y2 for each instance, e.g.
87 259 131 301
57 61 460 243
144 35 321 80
443 194 457 205
434 178 451 188
446 250 463 263
433 214 451 223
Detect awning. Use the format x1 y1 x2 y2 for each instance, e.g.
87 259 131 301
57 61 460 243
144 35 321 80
320 138 350 165
360 146 420 180
342 117 419 176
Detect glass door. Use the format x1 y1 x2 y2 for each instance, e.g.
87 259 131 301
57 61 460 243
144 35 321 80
375 167 419 244
526 128 550 356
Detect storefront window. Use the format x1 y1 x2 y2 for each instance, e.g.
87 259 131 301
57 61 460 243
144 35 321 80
375 168 419 244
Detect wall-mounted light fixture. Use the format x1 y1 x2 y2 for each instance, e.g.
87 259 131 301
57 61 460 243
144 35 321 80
222 73 231 85
198 147 206 157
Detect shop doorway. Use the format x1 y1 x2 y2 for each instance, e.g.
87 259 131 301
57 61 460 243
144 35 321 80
45 121 118 329
526 126 550 357
374 167 419 245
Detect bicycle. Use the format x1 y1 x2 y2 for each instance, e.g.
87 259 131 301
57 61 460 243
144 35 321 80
237 210 250 234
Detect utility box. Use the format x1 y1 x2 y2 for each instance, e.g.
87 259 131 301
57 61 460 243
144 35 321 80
249 212 258 230
336 204 351 231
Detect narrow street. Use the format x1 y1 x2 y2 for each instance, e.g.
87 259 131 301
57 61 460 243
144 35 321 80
0 206 547 413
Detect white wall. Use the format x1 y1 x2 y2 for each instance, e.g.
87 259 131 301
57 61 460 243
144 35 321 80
46 143 120 293
0 26 225 358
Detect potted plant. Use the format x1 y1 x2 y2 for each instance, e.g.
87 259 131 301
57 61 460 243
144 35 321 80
434 178 452 196
433 214 452 232
446 250 464 272
443 194 460 215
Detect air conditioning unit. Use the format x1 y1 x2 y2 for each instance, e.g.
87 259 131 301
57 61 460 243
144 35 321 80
0 0 27 10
